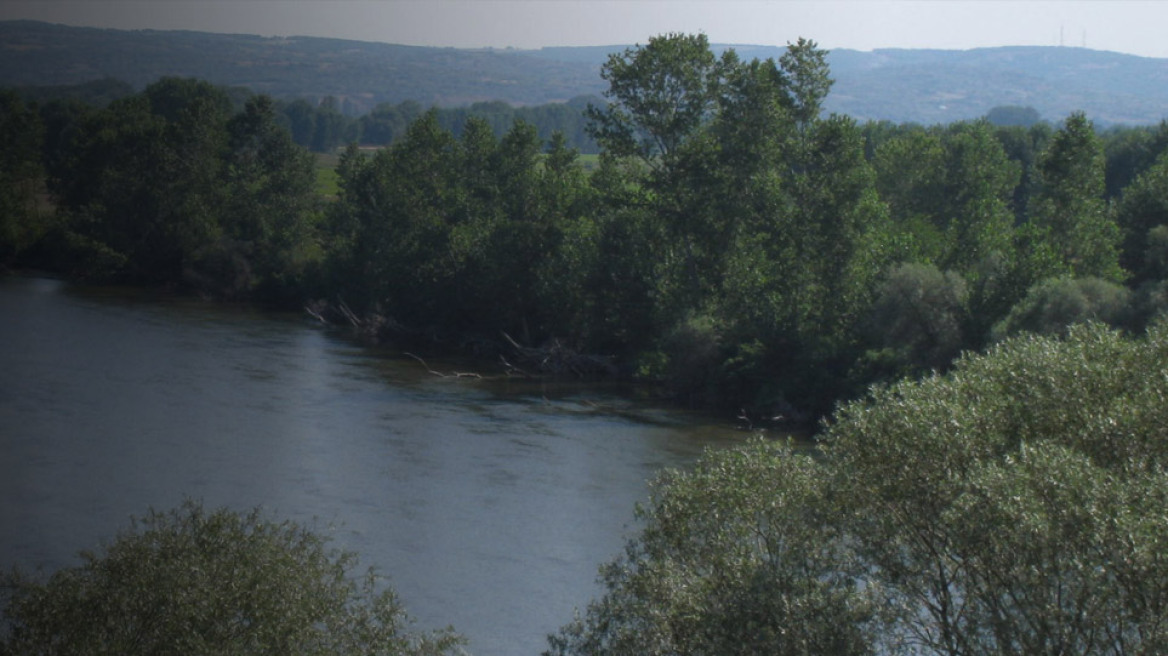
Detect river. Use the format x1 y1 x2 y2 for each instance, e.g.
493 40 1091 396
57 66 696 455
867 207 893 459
0 276 746 655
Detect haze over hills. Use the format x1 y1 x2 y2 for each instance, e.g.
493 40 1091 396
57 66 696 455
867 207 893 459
4 19 1168 125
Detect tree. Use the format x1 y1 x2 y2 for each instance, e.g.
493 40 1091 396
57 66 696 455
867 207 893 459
1102 121 1168 200
217 94 321 299
874 122 1019 275
279 98 318 148
0 90 46 267
779 114 889 354
586 32 719 163
450 118 560 338
48 80 320 297
873 126 948 262
556 152 661 356
778 37 832 131
826 322 1168 655
325 109 462 324
586 34 791 324
546 440 877 656
585 33 894 414
992 121 1053 225
0 500 464 655
1116 151 1168 282
555 323 1168 655
1026 112 1123 281
310 96 353 153
865 262 969 375
47 78 234 283
937 122 1020 273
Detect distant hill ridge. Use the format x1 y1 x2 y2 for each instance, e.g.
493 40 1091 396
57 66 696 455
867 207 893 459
3 20 1167 125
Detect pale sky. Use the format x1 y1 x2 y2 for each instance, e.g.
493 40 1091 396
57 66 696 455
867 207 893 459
3 0 1168 58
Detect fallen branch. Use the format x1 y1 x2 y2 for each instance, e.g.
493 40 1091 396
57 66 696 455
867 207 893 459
499 355 534 379
304 304 329 324
501 332 617 378
404 352 445 377
337 299 362 328
404 352 482 379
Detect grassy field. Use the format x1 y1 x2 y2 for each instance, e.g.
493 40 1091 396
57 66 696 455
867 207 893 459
314 152 341 199
576 152 600 173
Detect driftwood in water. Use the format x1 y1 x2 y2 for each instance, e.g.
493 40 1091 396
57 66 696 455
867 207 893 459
404 352 482 379
304 299 416 345
306 301 617 379
501 332 618 378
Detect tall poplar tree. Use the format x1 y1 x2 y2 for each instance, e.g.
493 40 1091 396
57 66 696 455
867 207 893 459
1026 112 1123 281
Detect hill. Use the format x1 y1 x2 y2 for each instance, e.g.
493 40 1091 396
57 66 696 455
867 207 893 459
3 20 1168 125
0 20 606 112
826 46 1168 125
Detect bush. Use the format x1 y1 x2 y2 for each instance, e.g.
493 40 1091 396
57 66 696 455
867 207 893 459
1128 279 1168 331
991 276 1131 340
658 314 724 406
1142 224 1168 281
867 262 968 373
0 500 464 656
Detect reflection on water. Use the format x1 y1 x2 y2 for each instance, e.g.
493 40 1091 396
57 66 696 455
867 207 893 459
0 276 748 655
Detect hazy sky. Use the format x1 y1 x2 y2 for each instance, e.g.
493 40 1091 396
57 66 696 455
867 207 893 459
4 1 1168 58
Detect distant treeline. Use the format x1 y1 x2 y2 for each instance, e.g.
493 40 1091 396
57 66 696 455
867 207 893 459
9 77 601 154
6 35 1168 420
281 94 602 154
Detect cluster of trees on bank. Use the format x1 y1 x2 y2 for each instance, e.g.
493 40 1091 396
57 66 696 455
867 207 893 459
6 33 1168 419
1 78 320 303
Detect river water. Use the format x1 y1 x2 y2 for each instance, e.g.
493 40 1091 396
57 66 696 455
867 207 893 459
0 276 745 655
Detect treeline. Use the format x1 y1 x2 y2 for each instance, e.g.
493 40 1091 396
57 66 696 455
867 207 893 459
348 96 600 153
273 94 601 154
7 77 601 154
6 33 1168 419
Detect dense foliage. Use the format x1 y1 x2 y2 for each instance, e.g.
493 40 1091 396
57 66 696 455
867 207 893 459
549 322 1168 655
0 500 464 655
6 33 1168 419
26 78 322 300
8 31 1168 654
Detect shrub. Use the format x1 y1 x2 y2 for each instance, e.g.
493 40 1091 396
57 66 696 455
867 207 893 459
991 276 1131 340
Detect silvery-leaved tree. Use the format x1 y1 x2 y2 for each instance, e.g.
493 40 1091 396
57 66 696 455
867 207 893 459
1 500 465 656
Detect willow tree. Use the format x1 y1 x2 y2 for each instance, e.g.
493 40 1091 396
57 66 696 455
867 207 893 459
827 322 1168 654
1 501 464 655
551 322 1168 655
546 440 877 656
